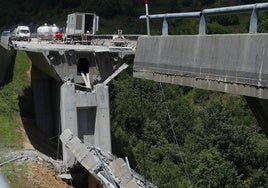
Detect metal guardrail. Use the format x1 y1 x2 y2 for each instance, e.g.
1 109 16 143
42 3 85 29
140 3 268 35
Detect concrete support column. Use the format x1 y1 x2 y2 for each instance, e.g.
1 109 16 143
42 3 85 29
94 84 111 153
60 82 112 166
60 82 78 166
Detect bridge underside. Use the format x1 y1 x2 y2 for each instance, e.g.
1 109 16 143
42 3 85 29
134 34 268 136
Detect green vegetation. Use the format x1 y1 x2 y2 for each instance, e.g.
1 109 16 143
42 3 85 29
109 58 268 187
0 51 30 149
0 51 31 186
1 163 29 188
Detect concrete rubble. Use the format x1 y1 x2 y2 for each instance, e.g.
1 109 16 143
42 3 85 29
60 129 157 188
2 139 157 188
4 149 68 174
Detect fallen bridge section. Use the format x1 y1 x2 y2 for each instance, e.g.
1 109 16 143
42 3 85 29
60 129 157 188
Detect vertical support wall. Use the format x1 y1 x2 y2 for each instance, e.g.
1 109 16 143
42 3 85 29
95 85 111 152
60 82 78 166
31 67 56 137
60 82 112 167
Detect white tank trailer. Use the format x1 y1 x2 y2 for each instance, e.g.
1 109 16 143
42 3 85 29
37 24 59 40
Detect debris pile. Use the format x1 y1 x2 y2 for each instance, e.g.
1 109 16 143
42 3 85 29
3 149 67 174
60 129 157 188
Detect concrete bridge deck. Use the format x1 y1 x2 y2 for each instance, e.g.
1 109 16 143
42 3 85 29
134 34 268 136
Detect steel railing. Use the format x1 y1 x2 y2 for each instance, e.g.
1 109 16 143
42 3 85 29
140 2 268 35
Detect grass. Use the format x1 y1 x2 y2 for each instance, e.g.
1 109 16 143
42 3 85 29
1 163 29 188
0 116 22 149
0 51 30 148
0 51 31 187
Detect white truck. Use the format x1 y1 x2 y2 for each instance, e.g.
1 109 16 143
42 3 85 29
12 26 31 41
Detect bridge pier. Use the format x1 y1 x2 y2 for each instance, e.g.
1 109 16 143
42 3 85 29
60 82 111 167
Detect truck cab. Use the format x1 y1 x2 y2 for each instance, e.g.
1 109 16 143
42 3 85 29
12 26 31 41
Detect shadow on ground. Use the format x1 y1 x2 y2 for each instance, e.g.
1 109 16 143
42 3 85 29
18 86 62 160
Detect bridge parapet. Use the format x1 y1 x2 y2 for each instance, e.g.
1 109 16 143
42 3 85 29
134 34 268 99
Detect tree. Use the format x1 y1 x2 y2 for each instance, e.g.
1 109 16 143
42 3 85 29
118 0 136 16
149 159 183 188
192 148 242 187
200 0 215 5
96 0 121 17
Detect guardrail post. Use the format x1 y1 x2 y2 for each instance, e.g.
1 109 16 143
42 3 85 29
199 13 206 35
145 0 151 35
140 3 268 35
162 18 168 35
249 6 258 33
